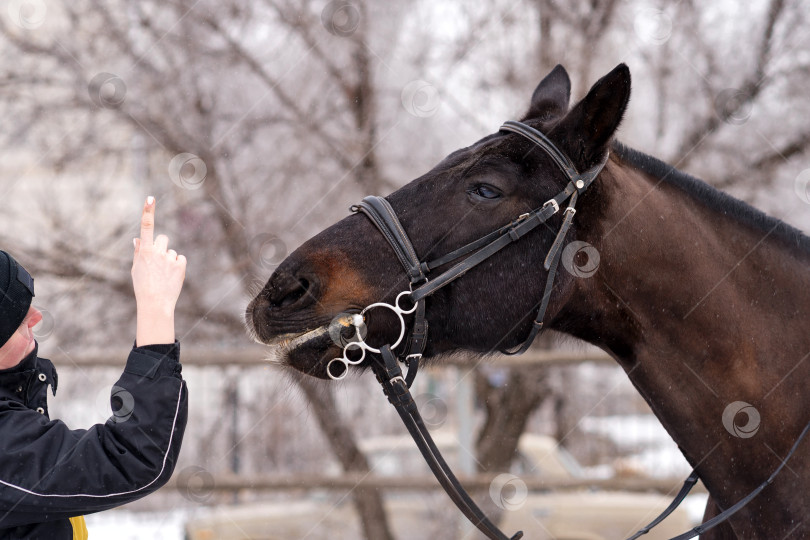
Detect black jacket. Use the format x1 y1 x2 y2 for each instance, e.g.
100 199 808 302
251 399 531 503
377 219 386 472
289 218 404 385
0 342 188 539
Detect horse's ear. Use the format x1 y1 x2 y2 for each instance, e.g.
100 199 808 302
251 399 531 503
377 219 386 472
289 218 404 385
551 64 631 168
521 64 571 121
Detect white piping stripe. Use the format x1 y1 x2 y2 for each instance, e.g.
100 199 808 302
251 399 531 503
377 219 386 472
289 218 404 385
0 379 183 499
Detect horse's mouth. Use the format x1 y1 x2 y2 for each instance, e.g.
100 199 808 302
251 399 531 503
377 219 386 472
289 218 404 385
256 313 361 378
266 325 331 351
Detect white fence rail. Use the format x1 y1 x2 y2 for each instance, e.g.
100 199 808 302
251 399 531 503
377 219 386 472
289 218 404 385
161 473 704 494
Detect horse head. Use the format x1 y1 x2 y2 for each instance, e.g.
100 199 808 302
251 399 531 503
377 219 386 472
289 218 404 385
247 64 631 378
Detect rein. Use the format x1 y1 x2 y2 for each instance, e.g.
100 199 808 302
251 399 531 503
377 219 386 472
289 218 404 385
629 418 810 540
327 120 808 538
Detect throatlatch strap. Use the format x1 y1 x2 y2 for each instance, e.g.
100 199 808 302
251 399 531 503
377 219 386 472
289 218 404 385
500 190 580 354
500 220 564 356
544 190 578 270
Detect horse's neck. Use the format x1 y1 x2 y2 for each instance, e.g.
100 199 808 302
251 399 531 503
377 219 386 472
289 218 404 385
557 159 810 526
574 161 810 359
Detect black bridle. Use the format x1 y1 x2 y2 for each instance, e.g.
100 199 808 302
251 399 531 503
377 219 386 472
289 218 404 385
352 120 608 359
339 120 810 539
336 120 605 540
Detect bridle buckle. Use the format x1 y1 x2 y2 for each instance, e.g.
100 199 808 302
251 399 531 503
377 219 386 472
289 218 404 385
543 199 560 214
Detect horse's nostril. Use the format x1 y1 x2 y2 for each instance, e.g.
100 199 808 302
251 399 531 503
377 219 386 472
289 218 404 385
275 278 311 308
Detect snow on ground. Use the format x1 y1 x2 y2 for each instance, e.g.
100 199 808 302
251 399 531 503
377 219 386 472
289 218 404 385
683 494 710 526
84 509 185 540
580 414 693 478
580 414 709 527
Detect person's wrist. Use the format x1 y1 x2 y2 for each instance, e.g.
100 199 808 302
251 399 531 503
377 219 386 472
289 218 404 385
136 306 176 347
135 299 176 315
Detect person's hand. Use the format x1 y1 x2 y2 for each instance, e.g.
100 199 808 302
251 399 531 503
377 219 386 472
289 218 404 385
132 196 186 346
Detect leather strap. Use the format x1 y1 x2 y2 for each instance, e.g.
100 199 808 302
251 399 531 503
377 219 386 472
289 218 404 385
500 232 562 356
348 120 609 540
348 119 809 540
500 191 579 355
663 419 810 540
403 299 428 365
544 191 578 270
354 122 608 349
353 197 426 285
373 346 523 540
501 121 579 180
501 121 607 190
352 196 429 381
411 198 562 302
625 471 700 540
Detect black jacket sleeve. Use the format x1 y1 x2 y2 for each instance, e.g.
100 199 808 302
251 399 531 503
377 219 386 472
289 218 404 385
0 342 188 528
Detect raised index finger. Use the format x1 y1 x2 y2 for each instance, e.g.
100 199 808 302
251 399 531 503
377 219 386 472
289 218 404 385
140 196 155 249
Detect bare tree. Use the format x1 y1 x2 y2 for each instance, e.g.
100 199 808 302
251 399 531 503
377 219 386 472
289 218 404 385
1 0 810 537
0 1 409 536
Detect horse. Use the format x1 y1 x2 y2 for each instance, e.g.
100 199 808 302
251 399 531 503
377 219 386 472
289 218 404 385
246 63 810 539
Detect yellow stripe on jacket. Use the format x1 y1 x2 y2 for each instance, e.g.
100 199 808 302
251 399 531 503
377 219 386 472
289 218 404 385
70 516 88 540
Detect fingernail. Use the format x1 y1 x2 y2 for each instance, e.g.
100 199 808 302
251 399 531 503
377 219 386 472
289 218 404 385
133 238 138 248
146 196 155 206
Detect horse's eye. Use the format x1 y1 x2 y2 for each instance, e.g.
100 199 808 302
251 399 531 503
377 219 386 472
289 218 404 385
470 184 502 200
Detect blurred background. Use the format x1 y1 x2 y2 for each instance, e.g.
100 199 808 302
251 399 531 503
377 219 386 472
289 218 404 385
0 0 809 538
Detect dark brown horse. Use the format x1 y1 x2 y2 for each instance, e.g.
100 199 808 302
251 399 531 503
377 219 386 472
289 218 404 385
247 64 810 539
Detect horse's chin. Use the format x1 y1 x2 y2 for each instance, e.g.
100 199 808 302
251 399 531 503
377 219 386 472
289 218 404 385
259 325 345 379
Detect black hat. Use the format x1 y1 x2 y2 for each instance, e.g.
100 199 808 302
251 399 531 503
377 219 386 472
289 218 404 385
0 251 35 347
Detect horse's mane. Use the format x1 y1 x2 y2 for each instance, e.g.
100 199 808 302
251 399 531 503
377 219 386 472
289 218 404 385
612 142 810 254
